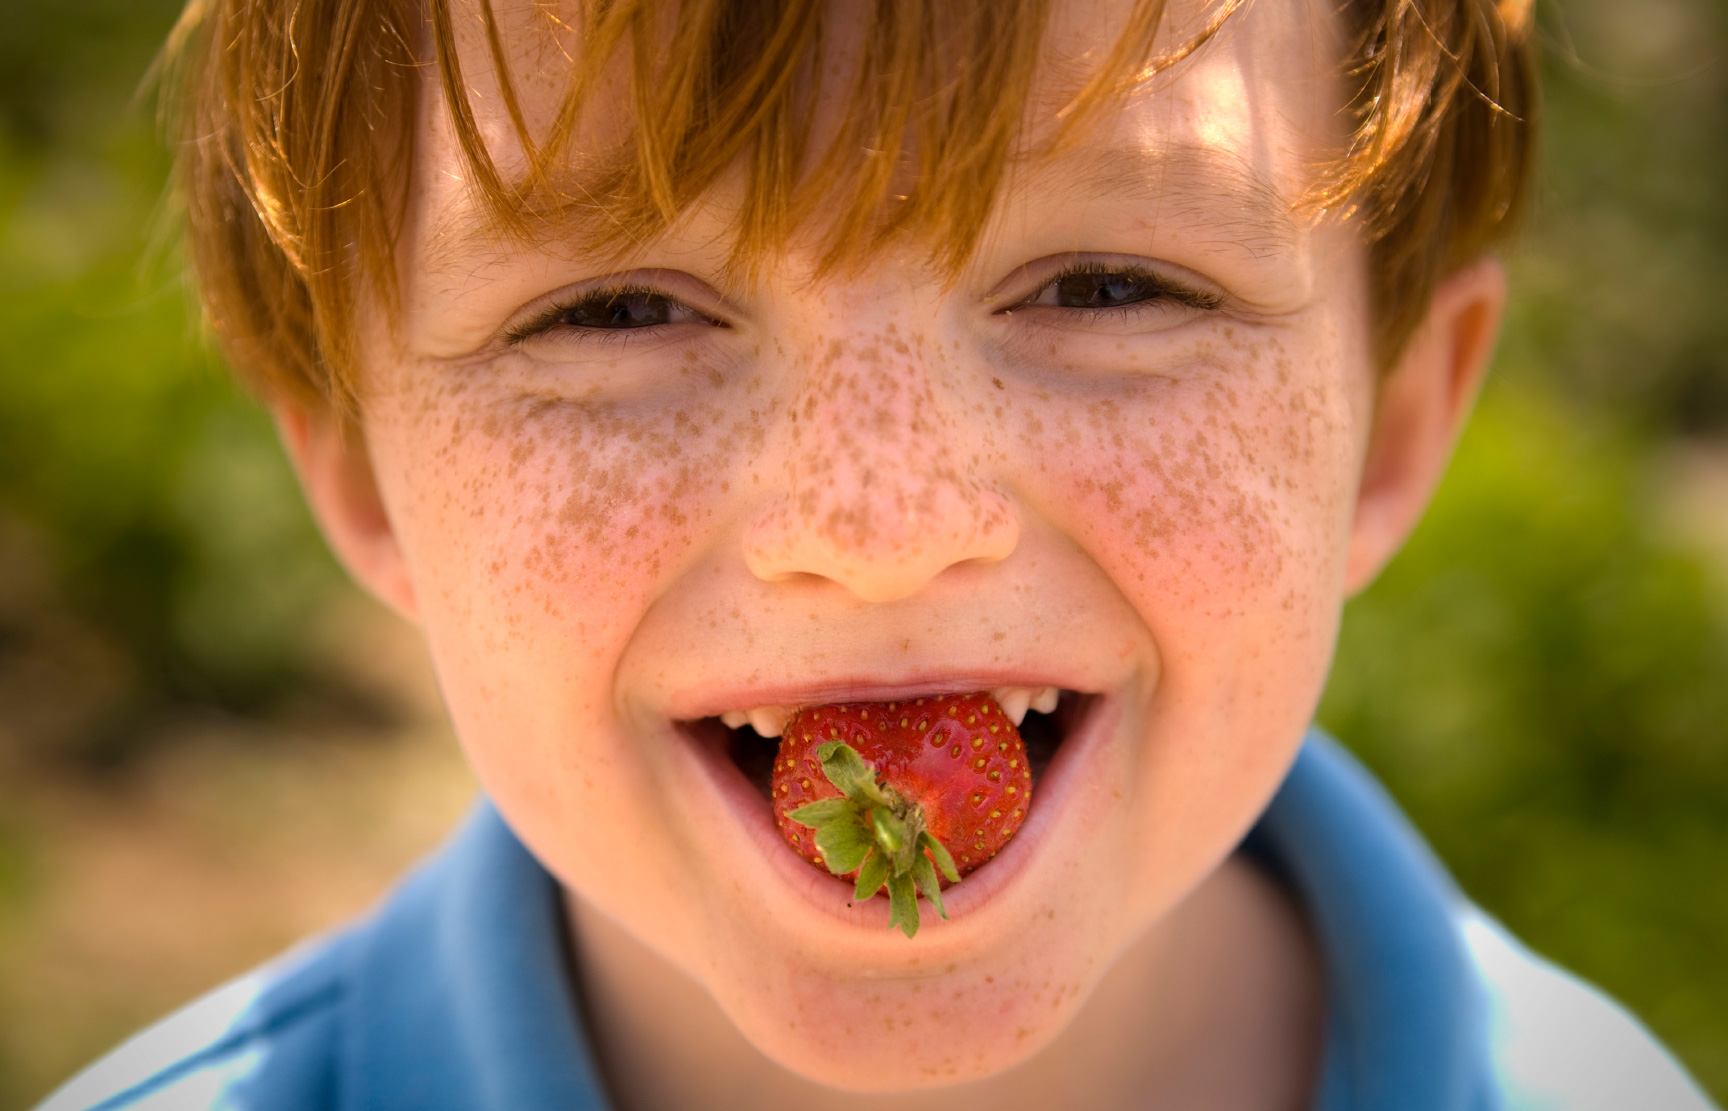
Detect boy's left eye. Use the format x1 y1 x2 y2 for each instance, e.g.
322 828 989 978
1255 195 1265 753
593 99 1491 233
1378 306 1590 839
1013 263 1223 317
1039 269 1158 309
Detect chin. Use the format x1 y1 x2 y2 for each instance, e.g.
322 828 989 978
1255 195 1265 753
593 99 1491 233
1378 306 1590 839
708 936 1097 1091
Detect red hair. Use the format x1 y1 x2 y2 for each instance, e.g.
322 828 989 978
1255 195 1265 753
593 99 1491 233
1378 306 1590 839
164 0 1538 408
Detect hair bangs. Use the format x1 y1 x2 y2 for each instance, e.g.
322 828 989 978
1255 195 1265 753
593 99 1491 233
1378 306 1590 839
426 0 1252 284
165 0 1537 407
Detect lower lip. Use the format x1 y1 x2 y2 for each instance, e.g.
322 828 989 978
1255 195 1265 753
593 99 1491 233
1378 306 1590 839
672 693 1116 930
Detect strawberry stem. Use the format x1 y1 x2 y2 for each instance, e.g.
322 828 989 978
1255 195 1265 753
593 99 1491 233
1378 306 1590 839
787 740 959 938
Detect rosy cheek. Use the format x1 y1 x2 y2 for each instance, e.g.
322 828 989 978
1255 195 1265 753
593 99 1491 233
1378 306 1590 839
361 373 769 761
391 388 737 599
1030 347 1358 653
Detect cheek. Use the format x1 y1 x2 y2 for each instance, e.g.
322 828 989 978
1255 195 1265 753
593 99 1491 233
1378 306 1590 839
1014 334 1366 922
360 369 755 801
1031 336 1361 695
378 377 747 632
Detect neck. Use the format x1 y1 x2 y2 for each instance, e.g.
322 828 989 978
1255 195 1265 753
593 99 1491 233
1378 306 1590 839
565 854 1323 1111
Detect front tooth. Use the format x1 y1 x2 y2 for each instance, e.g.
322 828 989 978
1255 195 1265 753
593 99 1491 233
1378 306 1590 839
720 710 749 730
747 706 789 738
1031 686 1060 714
993 687 1033 727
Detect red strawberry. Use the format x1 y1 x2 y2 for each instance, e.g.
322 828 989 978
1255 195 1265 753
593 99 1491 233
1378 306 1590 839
772 693 1033 937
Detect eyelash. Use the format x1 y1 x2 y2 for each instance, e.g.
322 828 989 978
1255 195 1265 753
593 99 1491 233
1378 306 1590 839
504 263 1221 347
1011 262 1225 318
503 283 715 347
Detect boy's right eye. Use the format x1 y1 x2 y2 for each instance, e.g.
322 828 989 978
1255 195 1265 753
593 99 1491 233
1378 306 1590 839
555 288 680 329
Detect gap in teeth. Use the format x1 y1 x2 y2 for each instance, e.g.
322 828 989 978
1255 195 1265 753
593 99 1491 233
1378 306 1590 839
990 685 1060 726
714 707 790 737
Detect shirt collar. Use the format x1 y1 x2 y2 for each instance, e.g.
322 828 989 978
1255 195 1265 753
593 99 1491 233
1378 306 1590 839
1251 730 1498 1111
341 802 610 1111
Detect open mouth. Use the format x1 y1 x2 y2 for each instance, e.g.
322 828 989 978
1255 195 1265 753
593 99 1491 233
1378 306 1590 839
684 688 1095 804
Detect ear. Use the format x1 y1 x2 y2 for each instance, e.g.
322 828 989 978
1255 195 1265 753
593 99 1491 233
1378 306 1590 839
1344 257 1507 594
274 402 419 622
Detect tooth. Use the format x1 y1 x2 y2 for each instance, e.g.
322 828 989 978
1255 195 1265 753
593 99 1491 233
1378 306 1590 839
720 710 748 730
993 687 1032 726
1031 686 1060 715
747 706 789 738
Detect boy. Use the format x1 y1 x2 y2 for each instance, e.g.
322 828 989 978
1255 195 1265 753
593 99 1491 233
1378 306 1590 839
39 0 1719 1107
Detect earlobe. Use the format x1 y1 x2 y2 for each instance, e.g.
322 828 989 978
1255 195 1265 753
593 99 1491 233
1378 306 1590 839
1343 258 1508 594
274 403 419 622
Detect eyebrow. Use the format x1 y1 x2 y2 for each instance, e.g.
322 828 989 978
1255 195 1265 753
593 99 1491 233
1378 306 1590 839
1024 142 1305 261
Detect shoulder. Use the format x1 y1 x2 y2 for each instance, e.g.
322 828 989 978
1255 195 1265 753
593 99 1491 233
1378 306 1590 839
31 931 354 1111
29 801 607 1111
1460 909 1719 1111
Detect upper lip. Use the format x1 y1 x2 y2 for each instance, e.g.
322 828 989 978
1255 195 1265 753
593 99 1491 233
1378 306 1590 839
667 669 1096 723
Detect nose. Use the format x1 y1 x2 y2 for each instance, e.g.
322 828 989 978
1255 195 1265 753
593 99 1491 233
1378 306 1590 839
743 327 1019 604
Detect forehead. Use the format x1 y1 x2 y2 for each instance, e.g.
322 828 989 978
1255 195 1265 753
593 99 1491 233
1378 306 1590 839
409 0 1345 284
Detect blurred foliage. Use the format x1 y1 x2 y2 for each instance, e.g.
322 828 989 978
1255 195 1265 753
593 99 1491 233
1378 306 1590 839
1320 381 1728 1093
1503 0 1728 430
0 0 357 773
0 0 1722 1103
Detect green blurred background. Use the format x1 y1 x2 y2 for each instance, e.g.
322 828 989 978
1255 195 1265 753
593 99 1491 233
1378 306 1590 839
0 0 1725 1105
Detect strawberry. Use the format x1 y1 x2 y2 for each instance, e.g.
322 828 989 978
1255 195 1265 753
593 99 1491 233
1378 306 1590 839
772 693 1033 937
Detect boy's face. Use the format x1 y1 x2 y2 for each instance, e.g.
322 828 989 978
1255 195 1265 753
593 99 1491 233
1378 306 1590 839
297 0 1494 1091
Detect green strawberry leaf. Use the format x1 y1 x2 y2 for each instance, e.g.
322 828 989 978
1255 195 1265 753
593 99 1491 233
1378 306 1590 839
854 847 888 901
918 831 961 883
814 820 872 875
793 740 960 939
870 806 907 853
911 850 947 920
887 872 920 938
788 798 855 828
814 742 892 808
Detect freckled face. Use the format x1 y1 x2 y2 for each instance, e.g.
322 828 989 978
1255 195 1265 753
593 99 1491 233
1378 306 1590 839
358 0 1368 1092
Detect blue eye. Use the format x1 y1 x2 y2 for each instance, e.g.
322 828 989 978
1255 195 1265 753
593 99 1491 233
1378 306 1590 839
557 288 678 329
565 290 672 328
1052 270 1159 309
1020 265 1223 314
506 283 719 346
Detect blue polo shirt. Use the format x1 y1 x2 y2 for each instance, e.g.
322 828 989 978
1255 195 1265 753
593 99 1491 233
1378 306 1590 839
38 732 1717 1111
